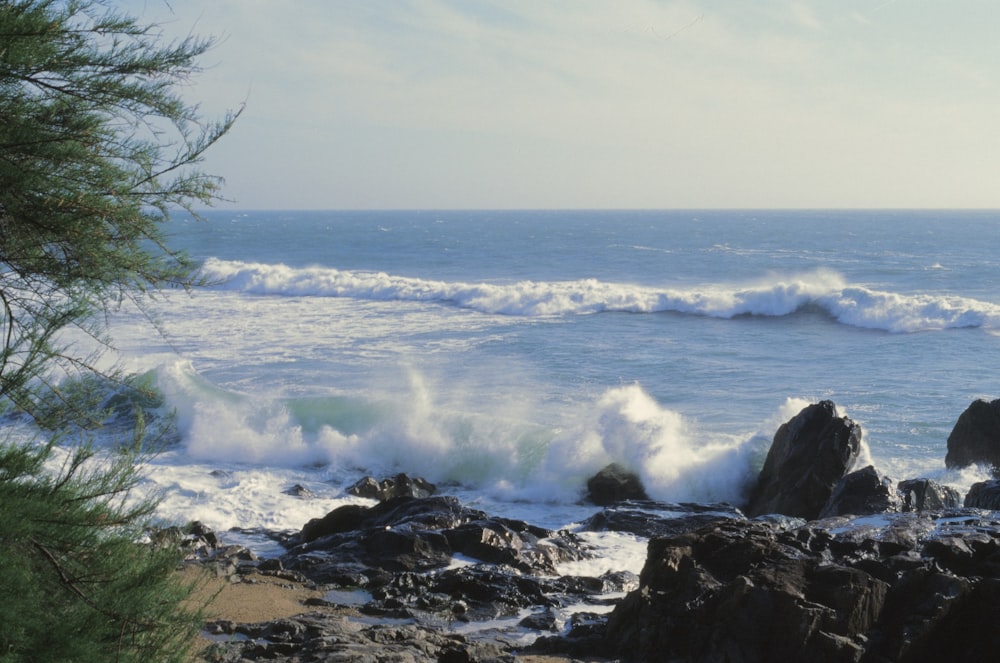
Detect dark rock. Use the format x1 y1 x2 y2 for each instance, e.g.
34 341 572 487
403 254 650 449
300 503 369 542
203 612 512 662
899 478 962 511
148 521 251 566
745 400 863 520
553 512 1000 663
289 496 589 583
347 473 437 501
818 465 900 518
429 565 553 620
581 501 744 538
282 483 316 498
946 398 1000 475
965 479 1000 509
363 528 453 572
586 462 649 506
565 611 608 640
548 571 640 599
520 608 558 631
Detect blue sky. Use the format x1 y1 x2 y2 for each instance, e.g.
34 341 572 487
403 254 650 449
119 1 1000 209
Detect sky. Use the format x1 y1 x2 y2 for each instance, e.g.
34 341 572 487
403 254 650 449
117 0 1000 210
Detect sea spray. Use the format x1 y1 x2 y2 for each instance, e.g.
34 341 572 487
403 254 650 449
539 384 773 505
150 357 815 506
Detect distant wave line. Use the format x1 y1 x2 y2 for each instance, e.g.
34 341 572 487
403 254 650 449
198 258 1000 333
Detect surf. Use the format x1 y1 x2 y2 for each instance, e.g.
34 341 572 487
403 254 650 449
199 259 1000 333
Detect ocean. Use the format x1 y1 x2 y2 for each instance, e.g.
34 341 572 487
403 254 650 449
35 209 1000 568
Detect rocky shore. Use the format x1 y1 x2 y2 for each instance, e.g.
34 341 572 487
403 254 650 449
183 398 1000 662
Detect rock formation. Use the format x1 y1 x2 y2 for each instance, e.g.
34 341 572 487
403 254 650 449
346 473 437 501
745 400 862 519
586 462 649 505
197 399 1000 662
946 398 1000 475
818 465 900 519
574 513 1000 662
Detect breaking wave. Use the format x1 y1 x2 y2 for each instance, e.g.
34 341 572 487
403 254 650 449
200 259 1000 333
145 359 792 504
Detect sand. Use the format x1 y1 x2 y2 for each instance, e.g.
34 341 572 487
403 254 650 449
182 566 587 662
183 566 327 624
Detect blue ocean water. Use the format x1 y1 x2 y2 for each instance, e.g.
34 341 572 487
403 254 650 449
94 209 1000 538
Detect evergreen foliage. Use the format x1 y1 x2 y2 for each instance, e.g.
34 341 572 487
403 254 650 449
0 0 240 421
0 438 205 661
0 1 239 659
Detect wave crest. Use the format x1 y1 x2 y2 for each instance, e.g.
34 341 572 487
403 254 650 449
199 259 1000 333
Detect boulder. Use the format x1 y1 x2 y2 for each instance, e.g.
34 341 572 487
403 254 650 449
745 400 863 520
347 473 437 501
946 398 1000 475
282 483 316 498
898 478 961 512
575 513 1000 663
288 495 588 580
581 501 744 538
818 465 900 519
586 463 649 505
964 479 1000 509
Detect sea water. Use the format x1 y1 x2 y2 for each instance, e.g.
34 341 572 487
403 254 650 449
25 210 1000 569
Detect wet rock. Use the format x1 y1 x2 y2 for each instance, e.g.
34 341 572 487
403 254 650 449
519 607 558 632
818 465 901 518
299 503 369 542
965 479 1000 509
202 612 512 662
745 400 863 520
347 473 437 501
581 501 744 538
548 512 1000 663
282 483 316 498
946 398 1000 475
288 496 588 580
899 478 962 511
586 462 649 505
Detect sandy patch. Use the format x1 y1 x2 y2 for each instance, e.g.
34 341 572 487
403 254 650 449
182 566 325 624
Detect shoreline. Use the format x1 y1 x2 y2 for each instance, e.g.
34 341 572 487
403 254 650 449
184 565 585 662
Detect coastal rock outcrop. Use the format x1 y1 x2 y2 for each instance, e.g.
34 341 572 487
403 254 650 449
289 495 588 580
745 400 863 519
202 613 511 662
899 478 961 512
199 397 1000 662
964 479 1000 509
586 462 649 505
346 473 437 501
539 512 1000 662
946 398 1000 474
581 500 744 538
818 465 900 519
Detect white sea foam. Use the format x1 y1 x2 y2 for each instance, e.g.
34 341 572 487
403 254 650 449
141 360 789 509
199 259 1000 333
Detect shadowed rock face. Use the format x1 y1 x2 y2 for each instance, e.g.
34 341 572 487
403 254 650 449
819 465 901 519
745 400 863 520
946 398 1000 475
586 462 649 506
546 513 1000 663
293 495 587 576
899 478 961 512
347 473 437 502
965 479 1000 509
